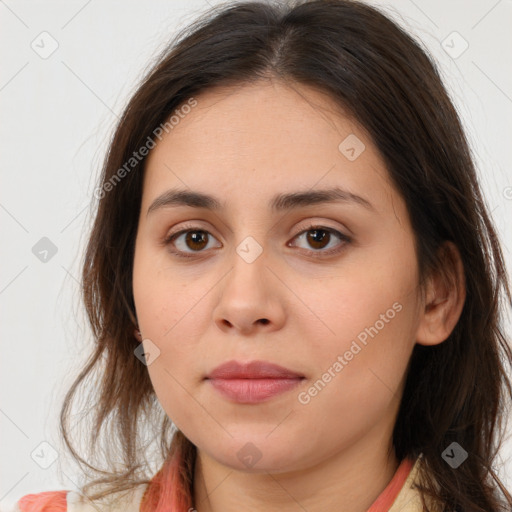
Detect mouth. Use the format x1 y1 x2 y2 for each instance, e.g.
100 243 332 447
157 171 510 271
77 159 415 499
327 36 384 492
207 377 304 403
205 360 305 404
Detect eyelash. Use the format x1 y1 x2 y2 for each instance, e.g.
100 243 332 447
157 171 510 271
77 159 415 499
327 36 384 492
162 223 352 259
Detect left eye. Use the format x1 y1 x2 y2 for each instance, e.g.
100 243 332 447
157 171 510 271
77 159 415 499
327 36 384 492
290 226 351 255
164 225 350 258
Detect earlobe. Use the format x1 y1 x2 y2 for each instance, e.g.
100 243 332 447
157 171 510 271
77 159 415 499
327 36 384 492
415 241 466 346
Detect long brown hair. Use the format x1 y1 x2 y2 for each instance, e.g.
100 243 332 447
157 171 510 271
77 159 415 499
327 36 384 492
59 1 512 510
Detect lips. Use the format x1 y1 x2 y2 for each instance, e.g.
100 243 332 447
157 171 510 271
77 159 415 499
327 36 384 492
205 360 305 403
206 360 304 380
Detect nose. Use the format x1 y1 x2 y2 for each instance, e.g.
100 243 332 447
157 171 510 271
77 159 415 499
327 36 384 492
212 248 286 336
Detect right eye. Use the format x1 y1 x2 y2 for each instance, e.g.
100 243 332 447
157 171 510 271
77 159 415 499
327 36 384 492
163 226 222 258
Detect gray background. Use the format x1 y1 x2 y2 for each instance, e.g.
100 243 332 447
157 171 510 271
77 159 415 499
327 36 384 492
1 0 511 508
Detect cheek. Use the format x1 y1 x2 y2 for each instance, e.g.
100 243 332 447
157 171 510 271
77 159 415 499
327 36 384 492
132 247 202 399
307 263 417 358
135 290 210 430
301 245 419 399
344 239 417 337
296 298 416 445
133 243 203 338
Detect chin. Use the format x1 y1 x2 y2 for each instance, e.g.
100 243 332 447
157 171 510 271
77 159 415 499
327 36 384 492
200 435 307 474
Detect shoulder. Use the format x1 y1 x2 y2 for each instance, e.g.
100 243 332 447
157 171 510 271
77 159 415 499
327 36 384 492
12 484 149 512
11 490 68 512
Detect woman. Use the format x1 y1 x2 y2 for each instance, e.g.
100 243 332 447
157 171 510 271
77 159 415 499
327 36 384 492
14 0 512 511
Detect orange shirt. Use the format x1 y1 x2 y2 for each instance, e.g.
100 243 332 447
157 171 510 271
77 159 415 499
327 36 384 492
12 454 436 512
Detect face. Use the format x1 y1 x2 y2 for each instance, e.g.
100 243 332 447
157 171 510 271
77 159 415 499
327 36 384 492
132 80 424 473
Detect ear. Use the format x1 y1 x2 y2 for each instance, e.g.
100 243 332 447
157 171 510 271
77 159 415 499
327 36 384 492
134 328 143 342
415 241 466 346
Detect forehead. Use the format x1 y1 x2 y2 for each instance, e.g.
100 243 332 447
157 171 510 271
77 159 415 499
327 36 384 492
141 80 400 218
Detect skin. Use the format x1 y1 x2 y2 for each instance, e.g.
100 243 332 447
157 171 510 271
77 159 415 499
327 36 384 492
132 79 465 512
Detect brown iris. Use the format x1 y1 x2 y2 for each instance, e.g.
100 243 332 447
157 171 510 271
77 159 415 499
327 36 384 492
305 229 330 250
185 231 209 251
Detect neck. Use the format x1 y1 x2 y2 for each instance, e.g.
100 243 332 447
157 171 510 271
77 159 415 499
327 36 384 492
192 425 400 512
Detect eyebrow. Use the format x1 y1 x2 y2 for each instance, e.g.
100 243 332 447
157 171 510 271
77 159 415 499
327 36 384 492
146 186 375 217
